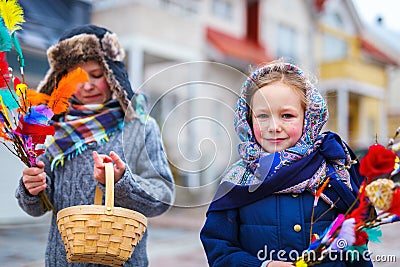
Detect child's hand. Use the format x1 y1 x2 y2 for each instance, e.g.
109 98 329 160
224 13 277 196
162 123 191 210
93 151 126 184
22 161 47 196
267 261 295 267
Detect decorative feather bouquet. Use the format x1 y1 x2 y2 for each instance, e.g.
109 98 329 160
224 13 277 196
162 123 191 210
0 0 88 212
295 128 400 266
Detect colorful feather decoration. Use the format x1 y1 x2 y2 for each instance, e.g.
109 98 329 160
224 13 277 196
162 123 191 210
364 227 382 243
328 218 356 251
0 0 56 213
11 32 24 67
297 129 400 266
47 67 88 114
0 51 10 87
0 89 19 109
320 214 346 245
24 104 54 125
0 19 11 52
25 89 50 106
0 0 25 32
313 177 330 207
391 156 400 176
0 94 10 122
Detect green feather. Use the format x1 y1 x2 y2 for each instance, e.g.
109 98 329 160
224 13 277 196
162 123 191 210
0 89 19 109
0 19 12 52
11 31 24 67
365 227 382 243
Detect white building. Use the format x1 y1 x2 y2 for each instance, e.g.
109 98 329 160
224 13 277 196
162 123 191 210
91 0 318 206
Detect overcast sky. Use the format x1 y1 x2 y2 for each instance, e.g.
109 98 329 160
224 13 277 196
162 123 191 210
353 0 400 32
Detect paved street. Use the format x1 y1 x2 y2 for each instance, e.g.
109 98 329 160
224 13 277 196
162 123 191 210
1 206 399 267
0 206 208 267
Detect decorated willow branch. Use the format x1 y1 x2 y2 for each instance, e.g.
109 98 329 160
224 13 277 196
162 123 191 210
0 0 88 213
295 127 400 266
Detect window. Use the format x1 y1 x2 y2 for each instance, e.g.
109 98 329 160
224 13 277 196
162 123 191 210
212 0 233 20
324 12 344 30
322 33 347 61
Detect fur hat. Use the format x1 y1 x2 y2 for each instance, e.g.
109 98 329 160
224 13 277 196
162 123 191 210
37 24 136 118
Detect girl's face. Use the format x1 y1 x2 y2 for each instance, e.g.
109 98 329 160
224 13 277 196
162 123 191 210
73 61 112 105
251 81 304 153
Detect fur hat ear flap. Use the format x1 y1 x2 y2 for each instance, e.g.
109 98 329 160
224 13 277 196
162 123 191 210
102 32 125 62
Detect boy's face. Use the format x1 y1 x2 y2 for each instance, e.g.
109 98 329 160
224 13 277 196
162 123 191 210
251 81 304 153
73 60 112 105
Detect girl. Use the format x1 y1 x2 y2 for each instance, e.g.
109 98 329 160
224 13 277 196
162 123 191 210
16 24 174 267
200 61 371 266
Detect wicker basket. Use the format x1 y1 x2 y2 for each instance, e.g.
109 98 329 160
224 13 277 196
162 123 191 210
57 163 147 266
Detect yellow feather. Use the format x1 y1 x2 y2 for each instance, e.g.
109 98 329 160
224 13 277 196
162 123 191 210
0 95 10 123
0 0 25 32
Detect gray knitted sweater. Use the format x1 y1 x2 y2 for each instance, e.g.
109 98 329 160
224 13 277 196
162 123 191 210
15 117 174 267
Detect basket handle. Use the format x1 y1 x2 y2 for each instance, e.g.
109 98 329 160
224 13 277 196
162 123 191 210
94 186 103 205
104 162 114 215
93 163 115 214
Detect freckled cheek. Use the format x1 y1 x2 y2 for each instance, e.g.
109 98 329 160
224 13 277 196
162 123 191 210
252 121 262 142
288 125 303 141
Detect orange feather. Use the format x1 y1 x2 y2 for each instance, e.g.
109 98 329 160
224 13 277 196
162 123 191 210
26 89 50 106
316 177 330 198
48 67 88 114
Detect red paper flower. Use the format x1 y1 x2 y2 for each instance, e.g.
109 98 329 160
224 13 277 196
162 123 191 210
359 144 397 182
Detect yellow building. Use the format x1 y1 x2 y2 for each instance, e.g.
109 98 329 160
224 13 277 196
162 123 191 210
316 0 399 150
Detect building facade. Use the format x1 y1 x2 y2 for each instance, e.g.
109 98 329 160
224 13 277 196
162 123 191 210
91 0 400 205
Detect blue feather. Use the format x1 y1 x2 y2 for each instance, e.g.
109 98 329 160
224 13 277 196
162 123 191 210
11 32 24 66
24 105 53 125
0 19 12 52
0 89 19 109
364 227 382 243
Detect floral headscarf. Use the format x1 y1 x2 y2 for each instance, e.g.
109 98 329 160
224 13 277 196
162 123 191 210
235 62 329 174
209 62 358 211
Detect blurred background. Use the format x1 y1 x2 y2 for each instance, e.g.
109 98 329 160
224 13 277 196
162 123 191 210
1 0 400 266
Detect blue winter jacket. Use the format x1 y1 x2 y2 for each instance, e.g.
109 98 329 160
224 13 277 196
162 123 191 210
201 191 373 267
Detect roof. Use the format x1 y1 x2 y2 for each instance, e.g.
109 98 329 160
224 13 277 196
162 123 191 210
206 27 271 65
362 22 400 65
360 38 398 66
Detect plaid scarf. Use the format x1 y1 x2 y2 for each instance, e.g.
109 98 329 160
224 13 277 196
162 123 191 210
45 99 124 170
